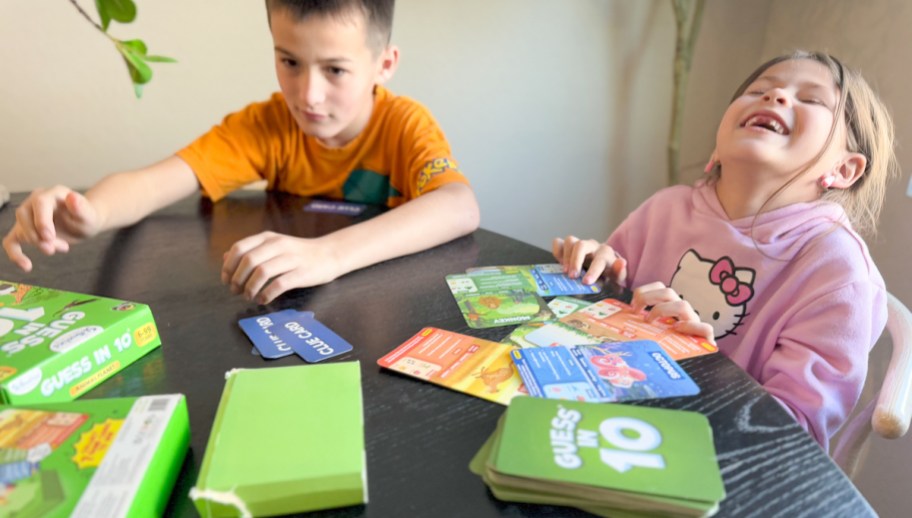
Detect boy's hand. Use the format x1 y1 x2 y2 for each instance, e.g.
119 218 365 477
3 186 102 272
631 281 716 345
221 231 342 305
552 235 627 286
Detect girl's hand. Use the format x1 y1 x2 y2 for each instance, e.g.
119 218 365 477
551 235 627 286
631 282 716 345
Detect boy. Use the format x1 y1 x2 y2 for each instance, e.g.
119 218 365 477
3 0 480 304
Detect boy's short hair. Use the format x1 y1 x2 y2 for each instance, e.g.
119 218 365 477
265 0 395 53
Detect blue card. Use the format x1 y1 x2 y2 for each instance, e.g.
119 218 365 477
273 313 354 362
527 264 603 296
238 309 314 359
511 340 699 403
303 200 367 216
466 264 602 296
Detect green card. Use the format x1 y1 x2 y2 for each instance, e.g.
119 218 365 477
446 273 552 329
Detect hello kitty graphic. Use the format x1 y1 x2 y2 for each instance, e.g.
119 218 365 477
669 250 756 341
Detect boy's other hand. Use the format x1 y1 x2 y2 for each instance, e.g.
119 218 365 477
552 235 627 286
3 186 101 272
631 281 716 346
222 231 341 305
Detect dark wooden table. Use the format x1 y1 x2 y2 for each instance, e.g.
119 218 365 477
0 191 874 517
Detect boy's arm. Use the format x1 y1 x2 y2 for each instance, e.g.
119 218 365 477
223 182 480 304
3 155 198 271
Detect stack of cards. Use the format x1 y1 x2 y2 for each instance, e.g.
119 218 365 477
238 309 353 363
511 341 699 403
377 327 524 405
446 264 603 329
470 397 725 517
523 298 719 360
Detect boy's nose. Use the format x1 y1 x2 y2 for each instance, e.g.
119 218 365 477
301 73 326 107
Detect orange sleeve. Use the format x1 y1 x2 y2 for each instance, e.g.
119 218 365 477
390 98 470 203
176 93 292 202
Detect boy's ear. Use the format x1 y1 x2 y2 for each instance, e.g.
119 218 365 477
831 152 867 189
375 45 399 84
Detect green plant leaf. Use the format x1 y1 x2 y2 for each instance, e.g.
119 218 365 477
144 55 177 63
95 0 137 31
116 39 153 86
114 38 176 98
119 38 148 56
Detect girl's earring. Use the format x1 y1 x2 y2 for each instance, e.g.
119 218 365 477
818 175 835 189
703 158 716 174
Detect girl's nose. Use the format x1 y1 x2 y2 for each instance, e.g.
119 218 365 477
762 88 789 106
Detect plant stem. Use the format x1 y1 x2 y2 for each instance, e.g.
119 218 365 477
667 0 705 186
69 0 106 34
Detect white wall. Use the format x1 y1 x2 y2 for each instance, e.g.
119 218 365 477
0 1 276 190
0 0 684 250
391 0 672 247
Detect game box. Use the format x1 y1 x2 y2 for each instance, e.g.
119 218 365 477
0 280 161 404
0 394 190 517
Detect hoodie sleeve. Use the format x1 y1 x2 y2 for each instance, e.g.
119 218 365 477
760 280 887 448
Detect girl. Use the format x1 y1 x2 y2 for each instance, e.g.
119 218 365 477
554 51 898 449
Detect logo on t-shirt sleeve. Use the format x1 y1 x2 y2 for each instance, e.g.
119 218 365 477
417 158 461 193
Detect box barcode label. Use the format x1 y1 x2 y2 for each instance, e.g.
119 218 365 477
148 397 170 412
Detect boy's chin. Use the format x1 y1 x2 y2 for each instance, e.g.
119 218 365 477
299 124 353 148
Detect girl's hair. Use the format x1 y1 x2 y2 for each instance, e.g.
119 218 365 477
707 50 898 236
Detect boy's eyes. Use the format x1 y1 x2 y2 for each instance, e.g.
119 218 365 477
326 66 347 77
280 58 298 68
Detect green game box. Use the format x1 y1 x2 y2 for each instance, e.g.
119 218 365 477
0 280 161 404
191 363 366 517
0 394 191 517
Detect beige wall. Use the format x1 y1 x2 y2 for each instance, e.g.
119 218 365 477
683 1 912 515
760 2 911 515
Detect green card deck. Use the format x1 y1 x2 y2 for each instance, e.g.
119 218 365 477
191 362 367 517
0 280 161 404
471 397 725 517
0 394 190 517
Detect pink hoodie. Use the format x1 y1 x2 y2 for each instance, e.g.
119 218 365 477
607 181 887 448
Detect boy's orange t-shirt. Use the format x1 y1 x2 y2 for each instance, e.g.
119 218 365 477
176 86 469 207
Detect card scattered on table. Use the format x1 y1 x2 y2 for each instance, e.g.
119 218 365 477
511 341 699 403
239 309 352 362
303 200 367 216
446 273 552 329
467 264 604 297
378 327 523 405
